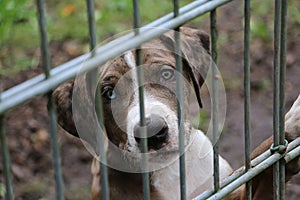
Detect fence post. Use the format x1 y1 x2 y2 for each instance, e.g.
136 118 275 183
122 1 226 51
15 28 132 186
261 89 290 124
210 6 220 193
85 0 111 199
36 0 65 199
0 113 14 199
244 0 252 199
273 0 285 199
173 0 187 199
279 0 287 199
132 1 151 200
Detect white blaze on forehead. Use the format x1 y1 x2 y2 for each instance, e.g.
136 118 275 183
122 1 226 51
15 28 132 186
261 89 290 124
123 51 136 69
123 50 138 89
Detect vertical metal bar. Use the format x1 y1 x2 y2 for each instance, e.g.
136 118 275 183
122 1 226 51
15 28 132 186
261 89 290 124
273 0 281 199
36 1 65 199
0 78 14 200
0 111 14 199
210 7 219 192
86 1 110 199
86 0 97 53
244 0 252 199
94 90 110 200
173 1 187 199
48 96 64 200
133 1 150 200
37 0 50 78
279 0 287 199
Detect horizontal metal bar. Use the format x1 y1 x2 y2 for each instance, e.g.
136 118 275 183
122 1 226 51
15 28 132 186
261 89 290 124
223 137 300 185
1 0 209 101
148 0 208 27
197 149 270 200
206 153 279 200
195 137 300 200
0 0 232 114
1 53 90 100
284 145 300 163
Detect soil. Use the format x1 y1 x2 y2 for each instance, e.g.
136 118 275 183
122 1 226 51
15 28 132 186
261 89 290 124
1 1 300 199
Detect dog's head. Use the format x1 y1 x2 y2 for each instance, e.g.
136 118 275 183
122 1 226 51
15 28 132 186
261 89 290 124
54 27 211 171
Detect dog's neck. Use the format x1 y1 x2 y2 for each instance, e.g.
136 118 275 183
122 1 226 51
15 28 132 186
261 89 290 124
99 129 232 200
150 129 215 199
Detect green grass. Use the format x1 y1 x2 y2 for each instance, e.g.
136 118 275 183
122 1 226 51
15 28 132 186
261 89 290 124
65 184 91 200
17 179 50 199
1 0 300 76
0 0 193 76
0 0 38 76
0 183 6 198
249 1 300 41
198 110 209 131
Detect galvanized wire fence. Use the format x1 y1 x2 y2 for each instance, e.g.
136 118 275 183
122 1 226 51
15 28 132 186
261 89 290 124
1 0 300 200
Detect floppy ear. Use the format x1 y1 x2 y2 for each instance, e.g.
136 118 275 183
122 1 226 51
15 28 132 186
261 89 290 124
180 28 211 108
54 74 104 154
53 81 79 137
160 27 211 108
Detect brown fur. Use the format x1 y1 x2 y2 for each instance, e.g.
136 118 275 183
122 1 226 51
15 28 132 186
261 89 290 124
53 27 300 200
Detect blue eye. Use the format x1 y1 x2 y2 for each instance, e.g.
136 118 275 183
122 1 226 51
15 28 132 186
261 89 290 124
161 68 174 80
103 87 117 100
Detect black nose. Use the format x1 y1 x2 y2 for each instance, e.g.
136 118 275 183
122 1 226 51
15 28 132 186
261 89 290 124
134 114 168 150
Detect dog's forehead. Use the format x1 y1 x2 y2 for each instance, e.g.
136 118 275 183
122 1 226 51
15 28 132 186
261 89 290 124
99 56 130 81
100 47 175 81
142 48 176 66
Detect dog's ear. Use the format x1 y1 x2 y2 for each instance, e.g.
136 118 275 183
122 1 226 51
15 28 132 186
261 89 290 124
160 27 210 108
181 28 210 108
53 81 79 138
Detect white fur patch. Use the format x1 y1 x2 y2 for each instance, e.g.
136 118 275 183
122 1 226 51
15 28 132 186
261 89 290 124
126 92 178 152
124 51 136 69
124 51 139 95
285 94 300 138
150 129 233 199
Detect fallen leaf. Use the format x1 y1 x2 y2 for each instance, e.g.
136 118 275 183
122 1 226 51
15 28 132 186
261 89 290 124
61 4 75 17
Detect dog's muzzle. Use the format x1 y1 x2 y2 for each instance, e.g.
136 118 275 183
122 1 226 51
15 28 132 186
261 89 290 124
134 114 169 151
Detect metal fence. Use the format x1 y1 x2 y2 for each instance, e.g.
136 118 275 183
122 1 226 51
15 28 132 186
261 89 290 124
1 0 300 199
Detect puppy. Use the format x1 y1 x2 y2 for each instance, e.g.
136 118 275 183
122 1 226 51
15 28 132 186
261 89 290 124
53 27 300 200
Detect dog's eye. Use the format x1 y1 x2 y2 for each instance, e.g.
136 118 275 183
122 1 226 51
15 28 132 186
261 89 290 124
102 87 117 100
161 69 174 81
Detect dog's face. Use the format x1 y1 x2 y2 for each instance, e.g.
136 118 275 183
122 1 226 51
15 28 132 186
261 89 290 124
54 27 211 171
101 50 193 155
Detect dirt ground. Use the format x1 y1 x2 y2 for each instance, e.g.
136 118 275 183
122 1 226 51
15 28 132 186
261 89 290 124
1 1 300 199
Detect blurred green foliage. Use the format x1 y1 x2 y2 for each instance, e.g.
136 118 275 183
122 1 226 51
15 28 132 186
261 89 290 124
1 0 299 77
17 179 49 198
250 0 300 41
198 110 209 131
250 0 273 41
0 0 38 76
0 0 36 44
0 183 6 198
0 0 190 76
